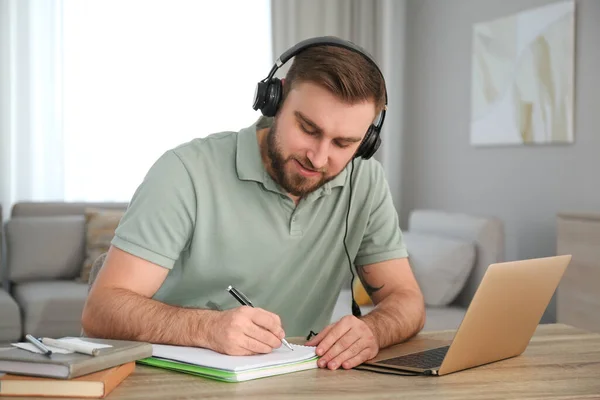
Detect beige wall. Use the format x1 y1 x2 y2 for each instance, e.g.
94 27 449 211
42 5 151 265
402 0 600 322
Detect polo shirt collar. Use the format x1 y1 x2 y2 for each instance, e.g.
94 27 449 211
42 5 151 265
326 165 348 191
235 116 348 192
236 117 267 183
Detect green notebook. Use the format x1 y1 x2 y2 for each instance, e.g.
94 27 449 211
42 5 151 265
137 343 319 382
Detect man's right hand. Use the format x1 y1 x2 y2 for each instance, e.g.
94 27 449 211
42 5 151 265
206 306 286 355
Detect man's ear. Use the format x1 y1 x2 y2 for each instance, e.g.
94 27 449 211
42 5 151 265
279 78 288 103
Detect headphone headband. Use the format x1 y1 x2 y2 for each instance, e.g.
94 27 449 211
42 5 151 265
253 36 388 159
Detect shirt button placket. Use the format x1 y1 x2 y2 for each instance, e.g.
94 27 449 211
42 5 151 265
290 214 302 236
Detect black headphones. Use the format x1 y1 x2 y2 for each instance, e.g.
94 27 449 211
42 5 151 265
252 36 388 160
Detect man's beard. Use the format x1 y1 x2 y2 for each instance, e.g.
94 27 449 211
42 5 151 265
266 120 336 197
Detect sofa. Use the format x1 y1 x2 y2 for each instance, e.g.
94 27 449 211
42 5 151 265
2 202 503 342
331 209 505 331
0 205 22 343
2 202 127 341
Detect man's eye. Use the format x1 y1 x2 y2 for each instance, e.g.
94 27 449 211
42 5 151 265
300 123 317 135
334 140 350 148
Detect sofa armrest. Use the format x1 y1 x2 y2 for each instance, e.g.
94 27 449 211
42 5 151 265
1 204 6 291
408 209 504 308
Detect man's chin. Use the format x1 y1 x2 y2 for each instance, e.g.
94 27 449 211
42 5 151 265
287 186 318 197
279 164 333 196
287 180 328 197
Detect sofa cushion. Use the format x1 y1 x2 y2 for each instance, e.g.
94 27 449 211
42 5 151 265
80 208 124 283
12 281 89 338
0 289 22 342
6 216 85 282
407 209 504 308
404 232 476 307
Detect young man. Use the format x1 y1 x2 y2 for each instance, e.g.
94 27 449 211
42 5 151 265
82 38 425 371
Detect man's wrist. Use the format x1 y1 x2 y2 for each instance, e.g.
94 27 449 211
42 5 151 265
359 314 383 349
185 308 219 349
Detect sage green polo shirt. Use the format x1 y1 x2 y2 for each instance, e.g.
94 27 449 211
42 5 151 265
111 117 408 337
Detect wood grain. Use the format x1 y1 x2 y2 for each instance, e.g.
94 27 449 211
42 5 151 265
3 324 599 399
556 213 600 333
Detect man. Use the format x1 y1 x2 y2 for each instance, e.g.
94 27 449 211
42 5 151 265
82 38 425 371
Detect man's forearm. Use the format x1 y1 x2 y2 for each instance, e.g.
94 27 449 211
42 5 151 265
82 287 217 347
360 290 425 349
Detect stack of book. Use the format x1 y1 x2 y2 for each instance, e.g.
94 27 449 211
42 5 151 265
0 337 152 398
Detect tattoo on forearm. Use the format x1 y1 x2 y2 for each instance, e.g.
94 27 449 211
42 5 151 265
356 265 384 295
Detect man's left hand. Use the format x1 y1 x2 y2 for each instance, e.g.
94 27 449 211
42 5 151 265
305 315 379 370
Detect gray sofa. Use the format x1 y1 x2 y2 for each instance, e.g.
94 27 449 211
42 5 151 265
0 205 22 343
2 202 127 340
331 210 505 331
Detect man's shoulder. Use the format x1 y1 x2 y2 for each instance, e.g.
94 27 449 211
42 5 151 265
351 157 386 186
170 130 238 161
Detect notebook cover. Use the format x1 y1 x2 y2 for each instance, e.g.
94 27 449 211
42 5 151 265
0 362 135 398
0 338 152 379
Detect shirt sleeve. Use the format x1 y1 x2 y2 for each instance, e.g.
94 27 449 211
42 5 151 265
111 150 197 269
354 162 409 266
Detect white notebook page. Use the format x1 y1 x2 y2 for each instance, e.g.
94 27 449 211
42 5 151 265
152 343 317 372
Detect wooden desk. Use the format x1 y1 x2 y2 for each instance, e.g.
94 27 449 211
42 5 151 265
5 324 600 399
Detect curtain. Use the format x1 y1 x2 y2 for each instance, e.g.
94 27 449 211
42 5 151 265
0 0 64 219
270 0 408 215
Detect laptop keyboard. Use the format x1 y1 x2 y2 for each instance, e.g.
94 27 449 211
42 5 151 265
377 346 450 370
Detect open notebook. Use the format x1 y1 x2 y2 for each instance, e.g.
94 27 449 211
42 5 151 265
138 343 318 382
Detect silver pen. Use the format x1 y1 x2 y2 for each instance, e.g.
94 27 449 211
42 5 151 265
25 334 52 358
226 285 294 351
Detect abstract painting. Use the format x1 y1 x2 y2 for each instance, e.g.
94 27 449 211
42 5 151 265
470 1 575 146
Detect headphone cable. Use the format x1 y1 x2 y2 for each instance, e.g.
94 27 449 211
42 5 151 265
343 159 362 318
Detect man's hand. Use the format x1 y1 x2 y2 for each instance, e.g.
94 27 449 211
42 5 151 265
305 315 379 370
206 306 286 356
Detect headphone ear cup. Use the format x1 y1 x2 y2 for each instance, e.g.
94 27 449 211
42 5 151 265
355 125 381 160
261 78 282 117
252 81 268 112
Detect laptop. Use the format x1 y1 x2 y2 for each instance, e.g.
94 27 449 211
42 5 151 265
360 254 572 376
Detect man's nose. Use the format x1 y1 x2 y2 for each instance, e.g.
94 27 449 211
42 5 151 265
307 141 329 170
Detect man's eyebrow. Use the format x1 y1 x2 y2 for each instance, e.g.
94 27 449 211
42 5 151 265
336 136 363 144
295 111 363 143
295 111 323 133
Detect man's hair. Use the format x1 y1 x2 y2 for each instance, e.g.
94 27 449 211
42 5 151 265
283 45 386 113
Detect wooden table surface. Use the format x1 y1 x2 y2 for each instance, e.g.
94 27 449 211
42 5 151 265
6 324 600 399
